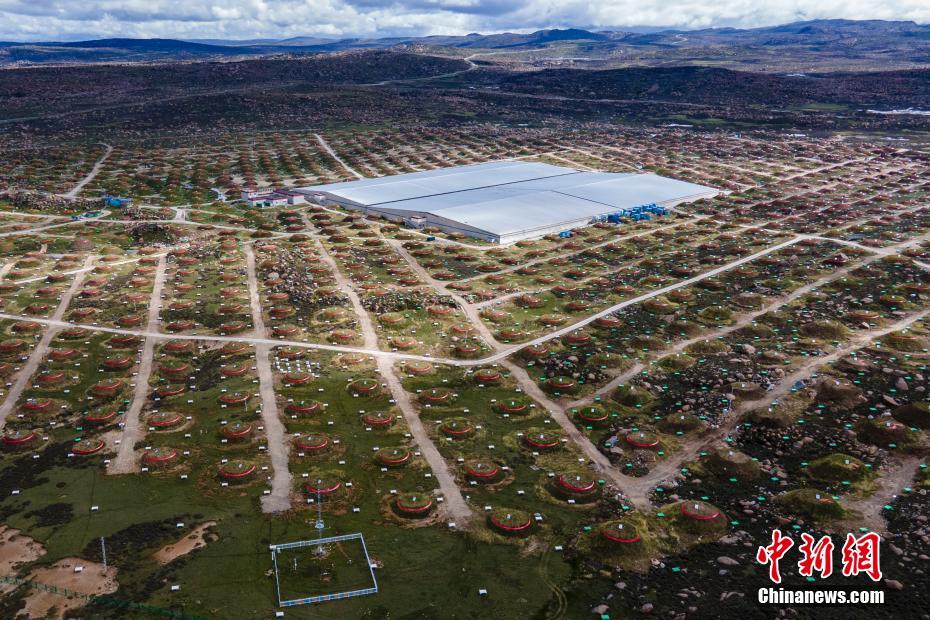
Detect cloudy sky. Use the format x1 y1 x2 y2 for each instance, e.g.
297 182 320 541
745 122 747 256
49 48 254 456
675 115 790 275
1 0 928 42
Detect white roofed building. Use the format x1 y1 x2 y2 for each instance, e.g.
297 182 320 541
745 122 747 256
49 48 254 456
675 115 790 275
297 160 718 244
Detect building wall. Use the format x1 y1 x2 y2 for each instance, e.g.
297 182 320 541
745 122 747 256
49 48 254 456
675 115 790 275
310 191 716 244
249 197 288 208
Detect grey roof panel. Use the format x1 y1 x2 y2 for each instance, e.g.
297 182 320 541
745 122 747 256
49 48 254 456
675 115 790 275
547 173 718 207
303 160 574 206
398 188 603 235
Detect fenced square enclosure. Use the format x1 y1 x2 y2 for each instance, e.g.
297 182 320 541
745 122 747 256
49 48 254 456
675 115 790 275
270 534 378 607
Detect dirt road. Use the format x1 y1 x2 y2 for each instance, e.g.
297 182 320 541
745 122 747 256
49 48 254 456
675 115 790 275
244 244 293 513
108 254 167 474
621 309 930 508
314 134 364 180
62 143 113 199
502 360 630 494
315 237 474 523
0 255 94 429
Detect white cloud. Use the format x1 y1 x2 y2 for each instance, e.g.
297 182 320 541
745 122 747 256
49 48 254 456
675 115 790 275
0 0 927 41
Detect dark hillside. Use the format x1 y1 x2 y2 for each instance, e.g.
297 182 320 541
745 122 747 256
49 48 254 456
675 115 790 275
498 65 930 107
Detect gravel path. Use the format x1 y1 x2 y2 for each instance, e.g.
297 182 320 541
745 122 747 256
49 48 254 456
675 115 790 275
502 360 631 495
62 143 113 199
388 239 501 350
621 309 930 508
108 255 167 474
0 236 817 368
562 242 919 412
315 237 475 524
314 133 364 180
843 455 923 534
244 244 293 513
0 255 94 429
378 356 475 525
313 238 379 349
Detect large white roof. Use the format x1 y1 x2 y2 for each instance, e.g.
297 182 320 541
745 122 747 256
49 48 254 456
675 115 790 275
303 160 573 206
298 160 717 238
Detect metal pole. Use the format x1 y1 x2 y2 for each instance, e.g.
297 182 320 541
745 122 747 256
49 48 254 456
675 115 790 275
271 547 282 606
314 483 325 557
317 484 323 544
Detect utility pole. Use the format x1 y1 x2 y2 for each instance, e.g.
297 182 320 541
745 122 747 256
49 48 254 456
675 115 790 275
314 482 325 557
100 537 107 572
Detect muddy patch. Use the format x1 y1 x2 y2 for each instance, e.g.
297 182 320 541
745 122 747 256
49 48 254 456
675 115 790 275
152 521 216 564
0 525 47 593
22 557 118 619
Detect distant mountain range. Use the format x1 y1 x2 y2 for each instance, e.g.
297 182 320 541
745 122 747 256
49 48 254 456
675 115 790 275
187 20 930 50
0 37 266 65
1 20 928 66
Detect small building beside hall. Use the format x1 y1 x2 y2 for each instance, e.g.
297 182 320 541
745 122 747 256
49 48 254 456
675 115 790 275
241 187 306 208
